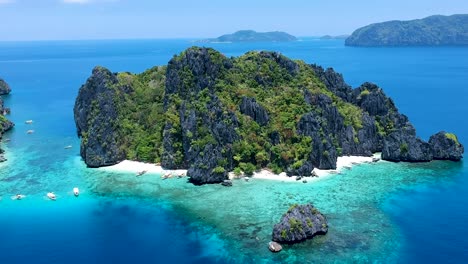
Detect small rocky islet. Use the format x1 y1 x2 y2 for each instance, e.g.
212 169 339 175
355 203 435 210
271 204 328 247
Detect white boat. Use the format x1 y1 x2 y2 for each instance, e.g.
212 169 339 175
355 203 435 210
26 130 34 134
12 194 26 200
25 120 33 124
64 145 72 149
73 187 79 196
47 192 56 201
162 172 172 179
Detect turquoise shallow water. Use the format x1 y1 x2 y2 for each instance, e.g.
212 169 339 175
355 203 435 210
0 39 467 263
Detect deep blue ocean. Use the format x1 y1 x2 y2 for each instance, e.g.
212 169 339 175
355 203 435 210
0 38 467 263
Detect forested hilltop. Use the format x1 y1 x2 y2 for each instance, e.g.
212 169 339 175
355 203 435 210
346 14 468 46
74 47 464 184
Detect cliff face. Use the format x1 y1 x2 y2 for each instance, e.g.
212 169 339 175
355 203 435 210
346 14 468 47
429 132 464 161
0 77 14 162
73 47 464 183
0 78 12 95
74 67 128 167
272 204 328 244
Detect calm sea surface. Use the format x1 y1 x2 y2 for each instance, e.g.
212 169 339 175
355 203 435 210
0 38 467 263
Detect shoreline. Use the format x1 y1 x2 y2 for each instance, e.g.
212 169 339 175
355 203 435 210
98 160 188 178
100 153 382 182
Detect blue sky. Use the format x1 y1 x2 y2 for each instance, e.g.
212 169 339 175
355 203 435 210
0 0 467 40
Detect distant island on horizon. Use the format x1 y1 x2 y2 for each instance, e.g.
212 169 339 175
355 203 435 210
197 30 297 43
320 35 350 40
345 14 468 47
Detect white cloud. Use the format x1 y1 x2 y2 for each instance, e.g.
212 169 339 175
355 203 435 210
0 0 15 4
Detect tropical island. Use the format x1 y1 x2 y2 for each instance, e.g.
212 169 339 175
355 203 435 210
74 47 464 185
0 78 14 162
345 14 468 46
320 35 349 40
197 30 297 43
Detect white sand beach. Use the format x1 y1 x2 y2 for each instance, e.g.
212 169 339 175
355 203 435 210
251 154 381 181
100 160 187 177
103 153 381 182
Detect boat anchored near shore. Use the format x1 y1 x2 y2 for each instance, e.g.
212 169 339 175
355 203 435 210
11 194 26 200
25 120 33 124
47 192 56 201
136 170 147 177
73 187 80 196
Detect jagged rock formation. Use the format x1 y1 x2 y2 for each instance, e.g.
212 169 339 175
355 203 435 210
0 78 11 95
240 97 269 126
0 77 14 162
346 14 468 47
0 98 13 133
382 128 433 162
429 132 464 161
272 204 328 244
162 48 238 184
74 47 464 184
73 67 128 167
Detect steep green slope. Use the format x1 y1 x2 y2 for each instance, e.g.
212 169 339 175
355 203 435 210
74 47 464 184
346 14 468 46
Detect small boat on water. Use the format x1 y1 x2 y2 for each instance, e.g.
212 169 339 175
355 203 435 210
47 192 56 201
25 120 33 124
162 171 172 179
73 187 80 196
12 194 26 200
136 170 147 176
64 145 72 149
27 130 34 134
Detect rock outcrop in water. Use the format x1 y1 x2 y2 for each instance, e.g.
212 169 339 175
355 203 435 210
346 14 468 47
272 204 328 244
0 77 14 162
382 127 433 162
0 78 11 95
429 132 464 161
74 47 464 184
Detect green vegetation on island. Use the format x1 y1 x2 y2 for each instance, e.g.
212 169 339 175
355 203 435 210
0 77 14 162
346 14 468 46
198 30 297 43
74 47 464 184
